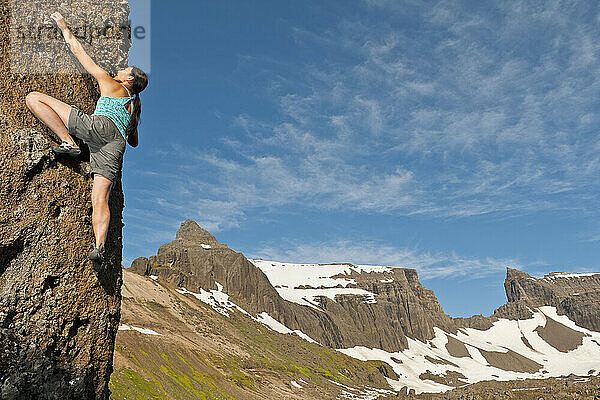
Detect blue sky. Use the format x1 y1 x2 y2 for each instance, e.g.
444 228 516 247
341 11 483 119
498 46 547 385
122 0 600 317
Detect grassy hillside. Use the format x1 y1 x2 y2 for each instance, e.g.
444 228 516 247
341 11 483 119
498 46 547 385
108 269 395 400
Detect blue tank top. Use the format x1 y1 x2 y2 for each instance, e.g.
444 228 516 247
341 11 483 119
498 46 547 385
92 84 134 139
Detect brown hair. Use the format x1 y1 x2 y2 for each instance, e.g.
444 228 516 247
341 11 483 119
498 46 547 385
125 66 148 139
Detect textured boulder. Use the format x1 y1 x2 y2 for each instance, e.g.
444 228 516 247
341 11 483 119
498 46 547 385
131 220 455 351
0 1 130 399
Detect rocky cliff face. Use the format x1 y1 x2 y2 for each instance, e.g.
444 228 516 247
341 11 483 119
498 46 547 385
326 267 456 345
495 268 600 331
0 1 129 398
131 220 454 352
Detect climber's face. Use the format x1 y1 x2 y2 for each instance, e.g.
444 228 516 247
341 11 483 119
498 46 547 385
114 67 134 86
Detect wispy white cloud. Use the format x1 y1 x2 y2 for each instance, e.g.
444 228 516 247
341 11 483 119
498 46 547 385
128 0 600 235
581 233 600 243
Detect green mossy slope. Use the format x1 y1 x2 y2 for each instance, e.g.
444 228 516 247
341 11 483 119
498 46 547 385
109 270 394 400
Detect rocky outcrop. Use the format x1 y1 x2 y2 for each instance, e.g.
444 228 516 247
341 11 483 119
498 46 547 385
495 268 600 331
313 267 456 348
0 1 129 399
131 220 455 352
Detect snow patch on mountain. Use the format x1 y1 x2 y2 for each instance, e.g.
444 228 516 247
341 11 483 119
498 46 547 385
290 380 302 389
176 282 251 317
255 312 319 344
544 272 600 280
250 259 393 308
118 325 162 336
338 307 600 394
174 278 319 345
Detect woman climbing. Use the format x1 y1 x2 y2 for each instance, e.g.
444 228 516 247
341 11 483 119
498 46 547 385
25 12 148 264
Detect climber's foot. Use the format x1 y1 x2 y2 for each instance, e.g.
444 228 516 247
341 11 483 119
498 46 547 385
52 141 81 157
89 242 105 262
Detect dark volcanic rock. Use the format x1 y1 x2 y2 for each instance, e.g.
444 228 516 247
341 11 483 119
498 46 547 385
495 268 600 332
131 220 455 352
0 1 130 399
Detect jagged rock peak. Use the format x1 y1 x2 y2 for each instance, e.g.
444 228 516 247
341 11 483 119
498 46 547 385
175 219 221 245
496 266 600 332
506 267 531 279
504 267 532 302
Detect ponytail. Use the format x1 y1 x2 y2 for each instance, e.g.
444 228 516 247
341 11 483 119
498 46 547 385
126 93 142 138
125 66 148 140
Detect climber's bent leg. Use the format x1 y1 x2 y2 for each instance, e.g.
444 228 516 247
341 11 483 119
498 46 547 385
25 91 78 147
91 173 113 249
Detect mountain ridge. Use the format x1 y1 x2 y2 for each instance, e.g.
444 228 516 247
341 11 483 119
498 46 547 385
131 221 600 339
130 220 458 352
123 219 600 396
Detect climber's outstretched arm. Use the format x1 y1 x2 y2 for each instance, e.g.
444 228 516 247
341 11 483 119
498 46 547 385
51 12 113 86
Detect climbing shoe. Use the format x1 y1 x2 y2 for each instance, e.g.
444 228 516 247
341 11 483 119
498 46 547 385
52 141 81 156
89 243 105 262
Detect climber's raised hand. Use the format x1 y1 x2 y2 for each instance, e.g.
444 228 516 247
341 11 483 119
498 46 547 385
50 11 113 86
50 12 67 30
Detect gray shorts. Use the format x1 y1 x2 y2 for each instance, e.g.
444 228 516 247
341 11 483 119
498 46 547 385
67 105 126 183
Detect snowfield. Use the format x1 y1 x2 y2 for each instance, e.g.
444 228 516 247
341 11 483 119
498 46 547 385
338 307 600 394
168 262 600 395
250 259 396 309
544 272 600 280
118 324 162 336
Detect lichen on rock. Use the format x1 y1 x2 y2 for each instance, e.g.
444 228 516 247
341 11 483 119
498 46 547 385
0 0 131 399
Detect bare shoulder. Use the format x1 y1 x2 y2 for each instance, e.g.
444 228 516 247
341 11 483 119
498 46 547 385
98 77 129 97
